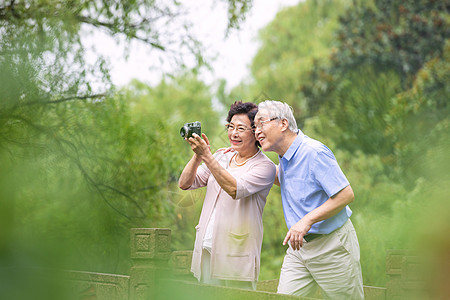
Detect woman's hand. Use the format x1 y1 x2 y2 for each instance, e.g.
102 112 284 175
187 133 211 159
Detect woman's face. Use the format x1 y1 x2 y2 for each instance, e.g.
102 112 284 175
227 113 257 153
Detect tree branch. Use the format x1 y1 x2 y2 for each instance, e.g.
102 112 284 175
76 15 166 51
98 183 146 218
25 93 107 106
5 114 146 220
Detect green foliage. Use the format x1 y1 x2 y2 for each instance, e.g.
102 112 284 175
0 70 220 261
333 0 449 85
1 0 449 295
222 0 254 34
336 149 412 286
232 0 351 125
259 186 284 279
386 42 450 185
223 0 450 289
320 66 403 156
121 74 224 243
299 0 449 177
0 1 252 297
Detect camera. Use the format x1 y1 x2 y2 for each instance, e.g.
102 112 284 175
180 121 201 139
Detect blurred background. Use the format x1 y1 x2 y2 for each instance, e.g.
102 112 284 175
0 0 448 299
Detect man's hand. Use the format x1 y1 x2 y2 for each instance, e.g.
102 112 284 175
217 147 234 154
283 218 312 250
187 133 211 158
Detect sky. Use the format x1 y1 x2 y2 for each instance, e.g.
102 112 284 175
84 0 300 90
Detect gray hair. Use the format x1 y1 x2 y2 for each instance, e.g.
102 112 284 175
258 100 298 132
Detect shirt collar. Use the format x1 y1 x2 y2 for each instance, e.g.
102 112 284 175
280 130 305 161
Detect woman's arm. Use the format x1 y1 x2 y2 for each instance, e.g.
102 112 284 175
188 133 238 198
202 152 237 198
178 153 203 190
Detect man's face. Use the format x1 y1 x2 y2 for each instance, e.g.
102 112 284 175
254 108 281 152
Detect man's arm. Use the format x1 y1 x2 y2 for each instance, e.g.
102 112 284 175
283 185 354 250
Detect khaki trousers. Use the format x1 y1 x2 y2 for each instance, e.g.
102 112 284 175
277 219 364 299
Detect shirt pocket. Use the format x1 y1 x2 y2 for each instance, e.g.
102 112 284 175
286 178 308 201
228 232 250 254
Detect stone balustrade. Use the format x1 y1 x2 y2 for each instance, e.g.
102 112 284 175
63 228 423 299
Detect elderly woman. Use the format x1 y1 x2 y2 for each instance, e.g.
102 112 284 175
179 101 276 290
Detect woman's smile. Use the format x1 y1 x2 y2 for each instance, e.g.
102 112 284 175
230 139 242 145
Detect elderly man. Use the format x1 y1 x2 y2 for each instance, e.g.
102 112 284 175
254 100 364 299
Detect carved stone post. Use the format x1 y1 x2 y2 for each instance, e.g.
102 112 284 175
386 250 425 299
386 249 407 299
129 228 171 300
171 251 194 278
400 255 426 300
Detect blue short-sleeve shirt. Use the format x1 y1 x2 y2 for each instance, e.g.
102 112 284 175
279 131 352 234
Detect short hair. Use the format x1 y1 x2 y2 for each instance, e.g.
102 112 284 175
226 101 260 147
258 100 298 132
226 101 258 127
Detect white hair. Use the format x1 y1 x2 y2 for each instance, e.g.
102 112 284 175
258 100 298 132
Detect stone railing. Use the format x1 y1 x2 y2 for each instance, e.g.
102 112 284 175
64 228 424 299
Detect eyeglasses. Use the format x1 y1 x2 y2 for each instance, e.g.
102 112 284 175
254 117 279 130
225 124 255 133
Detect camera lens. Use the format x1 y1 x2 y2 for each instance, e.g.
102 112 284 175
180 127 186 138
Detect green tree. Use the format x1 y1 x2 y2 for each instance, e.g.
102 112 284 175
0 0 253 153
220 0 449 288
303 0 449 157
332 0 449 87
386 42 450 185
0 0 253 230
226 0 350 125
0 1 253 297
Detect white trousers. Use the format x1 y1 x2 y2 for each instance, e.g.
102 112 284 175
277 219 364 299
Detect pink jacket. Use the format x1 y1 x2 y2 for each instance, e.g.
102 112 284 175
188 150 276 281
